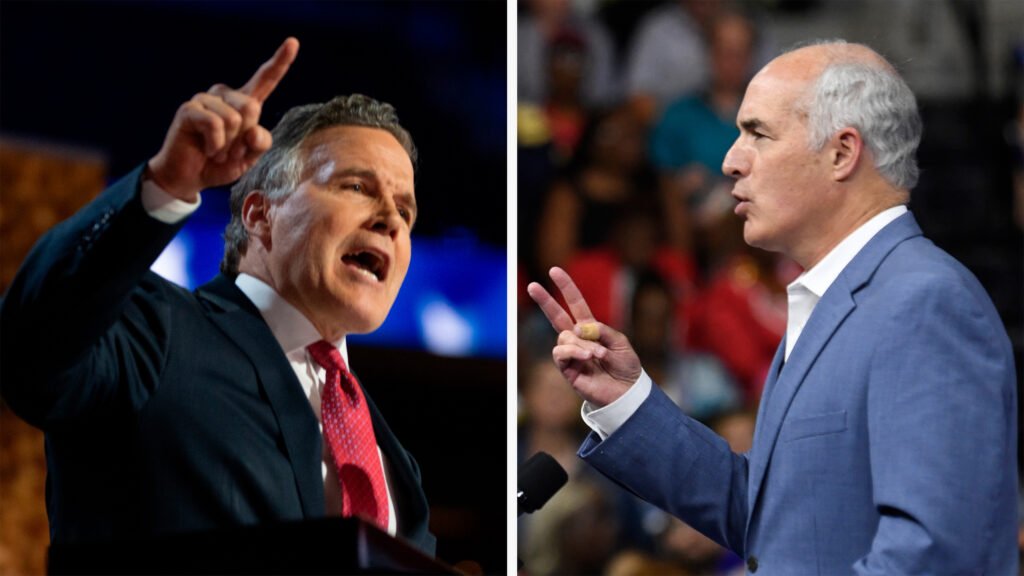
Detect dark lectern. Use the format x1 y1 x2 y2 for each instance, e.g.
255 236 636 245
48 517 458 575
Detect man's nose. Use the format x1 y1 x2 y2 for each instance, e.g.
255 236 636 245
369 199 402 239
722 143 747 179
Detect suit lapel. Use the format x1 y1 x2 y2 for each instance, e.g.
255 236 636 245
748 341 785 506
748 287 856 508
196 275 325 518
745 212 925 526
358 378 428 537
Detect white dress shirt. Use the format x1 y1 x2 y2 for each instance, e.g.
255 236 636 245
141 181 398 535
140 178 203 223
582 205 908 440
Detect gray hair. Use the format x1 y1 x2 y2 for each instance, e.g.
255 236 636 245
220 94 417 275
793 41 923 191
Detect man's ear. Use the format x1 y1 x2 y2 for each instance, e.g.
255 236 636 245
241 190 272 250
830 127 864 182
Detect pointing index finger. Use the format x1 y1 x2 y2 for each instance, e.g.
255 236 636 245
240 37 300 103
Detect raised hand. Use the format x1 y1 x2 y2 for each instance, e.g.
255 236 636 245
526 267 642 408
147 37 300 201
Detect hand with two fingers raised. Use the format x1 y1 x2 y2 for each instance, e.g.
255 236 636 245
147 37 300 202
526 267 643 408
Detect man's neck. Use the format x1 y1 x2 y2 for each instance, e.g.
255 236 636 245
797 198 905 270
794 205 907 301
234 272 347 358
237 260 348 342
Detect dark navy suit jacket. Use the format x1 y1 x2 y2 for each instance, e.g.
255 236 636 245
0 165 435 555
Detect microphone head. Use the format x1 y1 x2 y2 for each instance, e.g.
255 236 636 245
517 452 568 514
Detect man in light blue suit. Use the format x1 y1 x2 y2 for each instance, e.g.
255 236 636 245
528 41 1018 574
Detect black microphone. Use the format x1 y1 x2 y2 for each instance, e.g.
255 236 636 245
517 451 568 516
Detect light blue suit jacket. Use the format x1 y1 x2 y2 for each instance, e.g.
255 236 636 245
581 213 1018 574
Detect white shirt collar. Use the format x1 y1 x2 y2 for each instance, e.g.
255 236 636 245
791 205 908 298
234 273 348 366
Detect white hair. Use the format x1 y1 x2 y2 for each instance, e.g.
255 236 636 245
795 41 923 191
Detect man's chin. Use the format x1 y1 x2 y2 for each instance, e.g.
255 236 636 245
742 225 772 251
345 321 387 336
332 304 391 336
742 229 761 249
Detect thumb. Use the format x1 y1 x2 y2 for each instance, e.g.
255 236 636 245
575 321 631 349
574 320 642 382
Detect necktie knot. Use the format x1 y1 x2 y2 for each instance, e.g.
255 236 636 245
307 340 358 398
307 339 346 373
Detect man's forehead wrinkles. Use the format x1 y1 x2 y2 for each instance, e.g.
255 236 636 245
332 166 378 179
331 166 414 189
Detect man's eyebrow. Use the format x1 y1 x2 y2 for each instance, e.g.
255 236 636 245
739 118 767 133
327 167 378 181
329 167 418 220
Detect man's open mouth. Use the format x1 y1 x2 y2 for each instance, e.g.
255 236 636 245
342 249 387 282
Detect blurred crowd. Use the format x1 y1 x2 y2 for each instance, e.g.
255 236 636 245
517 0 1024 574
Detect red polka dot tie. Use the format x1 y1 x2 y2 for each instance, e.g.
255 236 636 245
306 340 389 530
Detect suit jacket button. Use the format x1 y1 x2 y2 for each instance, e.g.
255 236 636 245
747 556 758 572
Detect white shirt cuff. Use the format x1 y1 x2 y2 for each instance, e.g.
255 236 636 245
581 370 652 441
141 179 201 224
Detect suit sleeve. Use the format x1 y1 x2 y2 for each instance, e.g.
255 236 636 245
0 165 187 428
854 272 1018 573
579 384 750 557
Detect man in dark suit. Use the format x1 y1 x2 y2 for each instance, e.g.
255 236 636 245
0 37 434 555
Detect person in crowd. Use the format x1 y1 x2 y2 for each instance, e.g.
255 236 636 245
627 269 738 420
540 29 593 164
685 186 792 402
562 204 697 333
624 0 723 124
518 0 619 109
534 106 655 275
651 11 755 177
